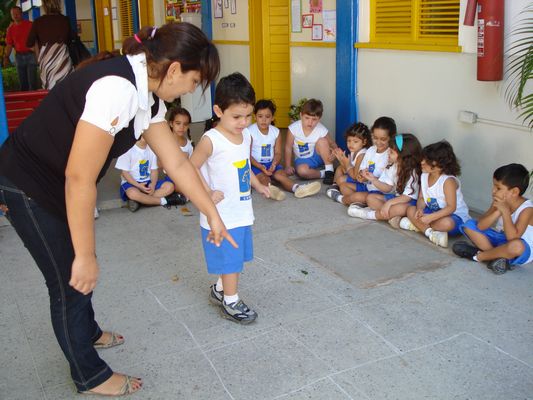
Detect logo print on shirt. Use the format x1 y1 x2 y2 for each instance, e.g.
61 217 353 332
297 141 310 156
233 159 251 201
426 197 440 211
368 161 376 174
139 159 150 180
261 144 272 162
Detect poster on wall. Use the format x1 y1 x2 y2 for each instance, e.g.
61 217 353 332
302 14 313 28
309 0 322 13
322 10 336 42
291 0 302 32
312 24 323 40
230 0 236 14
214 0 223 18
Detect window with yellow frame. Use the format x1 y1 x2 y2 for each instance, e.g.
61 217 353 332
356 0 461 52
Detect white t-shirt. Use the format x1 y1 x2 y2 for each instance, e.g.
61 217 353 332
289 120 328 158
359 145 390 191
421 173 470 222
180 138 194 158
80 53 167 139
199 128 254 230
378 163 419 199
249 123 280 164
115 143 158 184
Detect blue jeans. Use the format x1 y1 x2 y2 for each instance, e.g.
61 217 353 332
15 52 38 91
0 176 112 391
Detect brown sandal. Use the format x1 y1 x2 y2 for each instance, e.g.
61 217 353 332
79 375 142 396
93 332 125 349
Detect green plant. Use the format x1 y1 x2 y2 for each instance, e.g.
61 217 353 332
288 98 308 121
1 65 19 91
505 4 533 129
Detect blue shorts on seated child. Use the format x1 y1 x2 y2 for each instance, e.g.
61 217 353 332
201 225 253 274
294 151 324 170
382 193 417 206
460 220 531 265
345 175 368 192
423 206 464 236
120 179 168 201
251 161 283 176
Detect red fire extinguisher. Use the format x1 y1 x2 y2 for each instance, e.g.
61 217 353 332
464 0 504 81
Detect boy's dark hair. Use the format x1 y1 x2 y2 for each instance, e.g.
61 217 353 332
214 72 256 111
254 99 276 115
494 163 530 195
422 140 461 176
344 122 371 149
301 99 323 118
204 115 220 132
371 116 397 137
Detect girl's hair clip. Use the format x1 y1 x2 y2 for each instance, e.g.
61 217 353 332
134 33 142 44
150 27 157 39
395 134 403 152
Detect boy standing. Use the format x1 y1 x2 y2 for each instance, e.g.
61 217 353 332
453 163 532 274
284 99 338 186
191 73 270 324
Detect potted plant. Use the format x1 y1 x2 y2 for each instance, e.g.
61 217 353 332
288 97 308 122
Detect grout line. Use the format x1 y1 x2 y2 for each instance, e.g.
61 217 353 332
463 332 533 369
145 287 170 312
202 325 279 353
327 376 362 400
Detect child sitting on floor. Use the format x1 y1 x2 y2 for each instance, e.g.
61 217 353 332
168 106 194 158
327 116 396 208
400 140 470 248
249 99 320 200
347 133 422 227
284 98 338 185
115 137 183 212
453 163 532 274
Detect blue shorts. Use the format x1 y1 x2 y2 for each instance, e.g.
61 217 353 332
294 151 324 170
120 179 169 201
380 193 417 206
345 176 368 192
251 161 283 176
460 219 532 265
423 206 464 236
201 225 253 274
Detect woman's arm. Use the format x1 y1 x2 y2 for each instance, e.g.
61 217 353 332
65 120 114 294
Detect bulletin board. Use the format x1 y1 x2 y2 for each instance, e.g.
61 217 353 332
212 0 249 42
165 0 201 22
291 0 336 44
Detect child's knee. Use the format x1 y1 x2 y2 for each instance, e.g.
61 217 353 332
296 164 311 178
257 174 271 186
406 205 416 217
508 239 525 257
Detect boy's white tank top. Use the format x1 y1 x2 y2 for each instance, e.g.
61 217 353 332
496 199 533 256
421 173 470 222
289 120 328 158
249 123 280 163
199 128 254 230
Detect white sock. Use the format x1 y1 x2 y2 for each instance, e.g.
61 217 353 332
224 293 239 305
160 197 167 206
367 210 377 220
336 195 344 204
320 170 325 178
424 228 433 238
473 255 479 262
292 184 299 192
216 277 223 291
325 164 334 172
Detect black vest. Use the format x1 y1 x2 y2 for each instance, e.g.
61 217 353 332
0 56 160 219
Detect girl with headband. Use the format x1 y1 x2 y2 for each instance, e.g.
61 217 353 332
0 22 233 396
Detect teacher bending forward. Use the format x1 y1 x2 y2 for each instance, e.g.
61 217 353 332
0 23 234 397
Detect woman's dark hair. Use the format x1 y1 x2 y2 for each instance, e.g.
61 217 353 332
167 106 192 141
78 23 219 92
371 116 397 138
422 140 461 176
344 122 371 149
43 0 62 14
493 163 530 195
390 133 422 195
214 72 255 111
301 99 323 117
254 99 276 115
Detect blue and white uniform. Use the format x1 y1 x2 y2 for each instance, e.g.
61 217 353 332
358 145 390 192
249 123 282 175
289 120 329 169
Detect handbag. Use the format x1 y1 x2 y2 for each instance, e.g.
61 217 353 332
68 36 91 67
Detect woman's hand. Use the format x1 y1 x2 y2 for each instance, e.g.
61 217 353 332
206 216 238 248
69 255 99 295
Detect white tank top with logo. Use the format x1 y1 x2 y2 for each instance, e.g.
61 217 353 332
249 123 280 164
358 145 390 192
199 128 254 230
421 173 470 222
495 199 533 263
289 120 328 159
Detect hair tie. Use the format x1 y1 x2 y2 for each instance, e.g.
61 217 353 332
134 34 142 44
395 134 403 152
150 27 157 39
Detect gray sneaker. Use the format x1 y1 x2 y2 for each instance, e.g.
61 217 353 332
127 199 140 212
487 258 510 275
209 285 223 305
221 299 258 324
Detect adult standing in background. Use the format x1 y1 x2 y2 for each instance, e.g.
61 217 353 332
3 6 38 91
26 0 73 89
